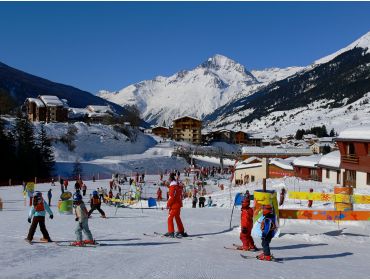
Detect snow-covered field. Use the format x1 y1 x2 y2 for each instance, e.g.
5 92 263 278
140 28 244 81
1 175 370 278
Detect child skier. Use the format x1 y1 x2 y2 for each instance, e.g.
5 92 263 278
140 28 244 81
25 192 53 243
257 205 276 261
237 198 257 251
88 190 106 218
71 192 95 246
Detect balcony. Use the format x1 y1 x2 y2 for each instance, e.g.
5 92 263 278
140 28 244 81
341 154 359 164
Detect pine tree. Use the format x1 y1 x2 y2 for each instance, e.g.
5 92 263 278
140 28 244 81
329 128 336 137
0 118 16 180
37 123 55 178
14 112 39 180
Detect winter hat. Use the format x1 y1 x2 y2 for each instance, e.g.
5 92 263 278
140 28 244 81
262 205 273 215
242 198 250 208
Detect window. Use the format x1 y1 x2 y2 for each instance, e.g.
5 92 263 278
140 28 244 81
367 173 370 186
251 176 255 182
326 169 330 179
337 171 341 184
347 143 355 155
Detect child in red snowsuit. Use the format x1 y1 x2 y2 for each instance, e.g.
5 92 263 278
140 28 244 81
238 197 257 251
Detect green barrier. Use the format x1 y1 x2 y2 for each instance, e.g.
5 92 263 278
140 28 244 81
58 200 73 214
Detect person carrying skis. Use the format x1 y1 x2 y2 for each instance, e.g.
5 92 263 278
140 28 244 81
237 197 257 251
165 173 187 238
257 205 276 261
25 192 53 243
71 192 95 246
88 190 106 218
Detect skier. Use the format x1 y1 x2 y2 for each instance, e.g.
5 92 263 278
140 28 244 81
237 198 257 251
25 192 53 243
279 188 286 206
88 190 106 218
165 173 187 238
82 183 87 196
157 187 162 202
198 196 206 208
207 196 213 207
257 205 276 261
47 189 52 206
59 178 64 193
308 188 314 208
192 194 197 208
71 192 96 246
63 179 69 191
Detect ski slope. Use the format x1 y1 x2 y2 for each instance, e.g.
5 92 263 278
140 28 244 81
0 176 370 278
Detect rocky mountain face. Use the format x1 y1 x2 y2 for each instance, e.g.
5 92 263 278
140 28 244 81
204 32 370 136
98 54 302 126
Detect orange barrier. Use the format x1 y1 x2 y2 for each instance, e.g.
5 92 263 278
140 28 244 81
279 209 370 221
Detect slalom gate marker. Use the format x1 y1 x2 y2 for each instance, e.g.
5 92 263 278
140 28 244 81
282 186 370 221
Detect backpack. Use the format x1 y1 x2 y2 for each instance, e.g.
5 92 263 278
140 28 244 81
261 217 276 237
33 197 45 212
92 197 100 205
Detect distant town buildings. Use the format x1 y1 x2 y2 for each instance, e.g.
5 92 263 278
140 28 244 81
25 95 68 123
172 116 202 145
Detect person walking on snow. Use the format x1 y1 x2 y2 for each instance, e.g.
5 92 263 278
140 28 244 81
47 189 52 206
88 190 106 218
157 187 162 201
237 198 257 251
71 192 95 246
257 205 277 261
165 173 187 238
25 192 53 243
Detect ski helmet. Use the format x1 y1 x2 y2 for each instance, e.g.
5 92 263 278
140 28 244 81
35 191 42 197
73 192 82 202
93 190 98 196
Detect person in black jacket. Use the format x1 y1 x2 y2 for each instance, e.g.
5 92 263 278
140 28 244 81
198 196 206 208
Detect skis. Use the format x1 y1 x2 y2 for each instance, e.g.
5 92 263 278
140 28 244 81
240 254 284 263
55 241 100 247
143 232 197 240
224 244 260 251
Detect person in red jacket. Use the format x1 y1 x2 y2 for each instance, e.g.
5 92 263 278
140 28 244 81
157 187 162 202
165 173 188 238
237 197 257 251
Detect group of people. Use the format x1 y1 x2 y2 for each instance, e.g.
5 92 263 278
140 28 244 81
25 185 107 246
24 171 277 260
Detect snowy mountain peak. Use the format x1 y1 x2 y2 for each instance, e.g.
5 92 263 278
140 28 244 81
200 54 250 75
315 30 370 65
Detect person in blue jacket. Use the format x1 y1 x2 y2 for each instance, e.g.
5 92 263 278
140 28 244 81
257 205 276 261
25 192 54 243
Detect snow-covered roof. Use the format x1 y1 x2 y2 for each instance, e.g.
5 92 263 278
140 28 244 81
26 98 45 107
241 146 313 156
317 150 340 169
243 156 262 164
303 134 317 139
319 137 333 143
87 105 112 113
336 125 370 141
293 154 323 168
269 158 294 170
173 115 201 122
235 162 262 170
39 95 64 107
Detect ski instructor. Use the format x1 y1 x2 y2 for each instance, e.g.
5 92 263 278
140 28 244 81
164 172 188 238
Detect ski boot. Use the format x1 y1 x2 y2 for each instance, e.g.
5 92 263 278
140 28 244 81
175 231 188 238
256 253 272 261
163 232 175 238
24 238 32 244
83 240 96 245
71 241 84 247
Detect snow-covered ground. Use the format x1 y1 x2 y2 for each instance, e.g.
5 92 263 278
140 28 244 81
1 175 370 278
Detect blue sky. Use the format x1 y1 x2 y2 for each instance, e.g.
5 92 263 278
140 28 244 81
1 2 370 93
